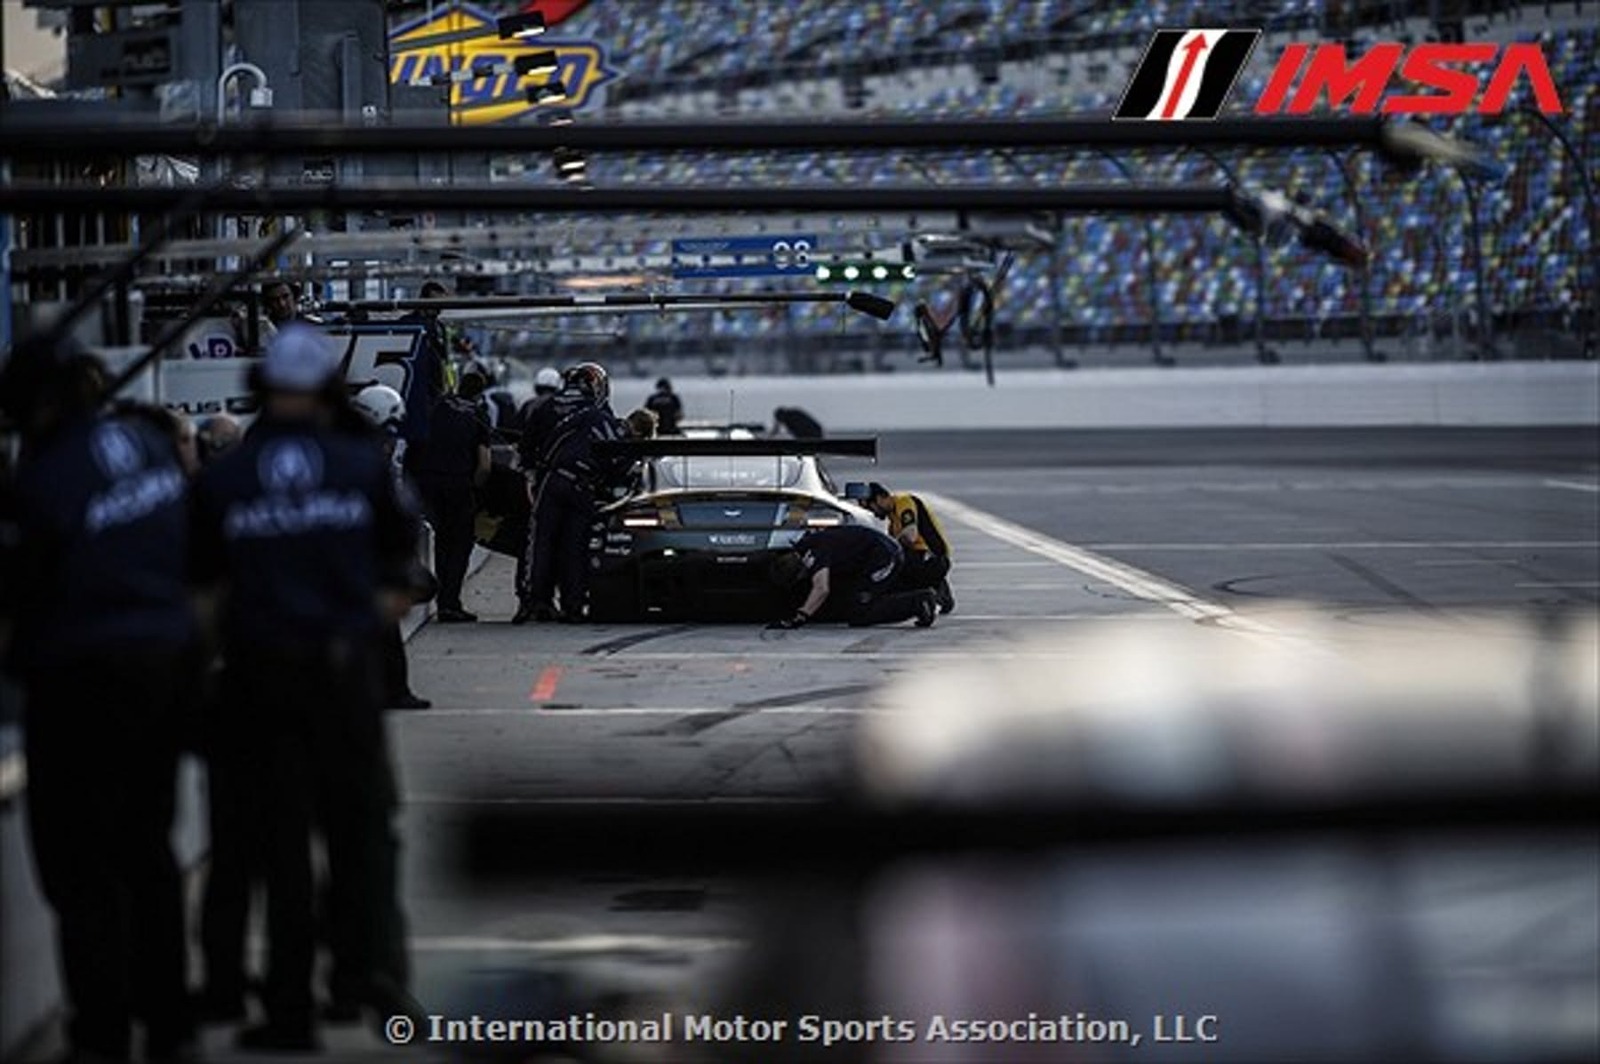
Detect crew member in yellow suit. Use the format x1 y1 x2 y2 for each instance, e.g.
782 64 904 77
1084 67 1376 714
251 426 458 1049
867 482 955 614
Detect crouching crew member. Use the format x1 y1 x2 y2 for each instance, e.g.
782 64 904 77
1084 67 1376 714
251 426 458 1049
2 339 196 1062
768 525 937 629
867 482 955 614
514 362 629 624
190 324 421 1050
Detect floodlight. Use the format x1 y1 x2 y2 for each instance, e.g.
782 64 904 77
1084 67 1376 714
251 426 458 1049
514 50 559 78
1227 187 1368 268
527 79 568 105
497 11 546 40
1381 121 1500 180
845 290 897 321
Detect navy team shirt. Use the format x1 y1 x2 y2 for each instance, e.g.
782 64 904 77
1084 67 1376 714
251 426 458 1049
7 412 195 674
793 525 903 587
190 417 419 649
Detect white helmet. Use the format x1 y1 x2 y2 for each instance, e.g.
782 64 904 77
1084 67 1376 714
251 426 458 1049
534 366 562 393
353 383 406 431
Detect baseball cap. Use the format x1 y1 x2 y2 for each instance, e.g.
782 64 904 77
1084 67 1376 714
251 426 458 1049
259 322 340 392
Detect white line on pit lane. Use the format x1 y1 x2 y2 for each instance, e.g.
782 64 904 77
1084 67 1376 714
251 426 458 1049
939 560 1062 568
1079 541 1598 551
922 492 1276 637
1514 581 1600 589
411 933 741 954
400 706 888 717
578 651 1099 660
1544 479 1600 494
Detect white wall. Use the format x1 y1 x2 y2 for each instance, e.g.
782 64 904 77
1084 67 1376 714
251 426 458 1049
612 363 1600 433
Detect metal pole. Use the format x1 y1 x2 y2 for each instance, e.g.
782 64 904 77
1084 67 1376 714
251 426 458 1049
1194 148 1274 365
1514 107 1597 360
1099 151 1170 367
31 189 210 352
0 116 1401 159
105 227 300 397
1457 171 1496 360
1324 149 1380 362
0 184 1239 216
1046 230 1075 369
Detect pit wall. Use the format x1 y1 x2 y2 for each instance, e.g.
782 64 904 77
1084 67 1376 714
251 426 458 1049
611 363 1600 432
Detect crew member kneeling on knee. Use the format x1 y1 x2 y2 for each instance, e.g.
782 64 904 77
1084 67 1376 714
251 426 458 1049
867 482 954 615
767 525 936 629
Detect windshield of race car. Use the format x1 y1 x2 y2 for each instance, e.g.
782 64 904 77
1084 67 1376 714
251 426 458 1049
651 455 807 490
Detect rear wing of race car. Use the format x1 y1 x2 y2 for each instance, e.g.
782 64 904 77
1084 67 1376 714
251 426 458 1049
596 437 878 461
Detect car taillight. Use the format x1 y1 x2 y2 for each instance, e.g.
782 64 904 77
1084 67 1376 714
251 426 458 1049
621 509 663 528
805 508 846 528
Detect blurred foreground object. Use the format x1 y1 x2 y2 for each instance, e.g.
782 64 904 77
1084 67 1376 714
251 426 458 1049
844 610 1599 1064
462 610 1596 1062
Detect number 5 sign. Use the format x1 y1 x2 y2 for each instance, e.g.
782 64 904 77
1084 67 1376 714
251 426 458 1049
327 323 432 439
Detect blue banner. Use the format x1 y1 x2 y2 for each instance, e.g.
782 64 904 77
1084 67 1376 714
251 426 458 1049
671 234 819 280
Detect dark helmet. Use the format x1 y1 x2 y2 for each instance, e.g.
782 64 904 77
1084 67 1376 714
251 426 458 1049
655 377 672 391
564 361 610 402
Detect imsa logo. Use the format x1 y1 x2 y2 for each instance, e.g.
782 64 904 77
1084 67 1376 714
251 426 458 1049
1116 29 1564 119
1115 29 1261 121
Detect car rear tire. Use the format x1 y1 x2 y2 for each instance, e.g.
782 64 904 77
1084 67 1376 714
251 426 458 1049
587 572 639 622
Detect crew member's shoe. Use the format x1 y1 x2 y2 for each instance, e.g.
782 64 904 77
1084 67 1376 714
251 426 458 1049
388 691 431 710
936 579 955 615
914 592 937 628
435 607 478 623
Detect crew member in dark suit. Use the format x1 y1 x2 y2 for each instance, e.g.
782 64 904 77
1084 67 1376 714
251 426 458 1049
190 323 421 1050
2 338 197 1062
644 377 684 435
514 362 629 623
404 367 491 622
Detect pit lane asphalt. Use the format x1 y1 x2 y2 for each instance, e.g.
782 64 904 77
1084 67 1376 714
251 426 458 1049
199 426 1598 1060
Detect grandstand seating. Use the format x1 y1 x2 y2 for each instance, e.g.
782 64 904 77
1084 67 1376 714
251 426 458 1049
543 4 1595 357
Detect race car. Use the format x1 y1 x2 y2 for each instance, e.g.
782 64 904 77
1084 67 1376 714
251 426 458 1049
585 437 878 621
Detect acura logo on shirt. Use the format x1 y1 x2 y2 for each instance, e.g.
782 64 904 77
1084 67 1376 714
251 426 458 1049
259 440 323 494
90 423 144 479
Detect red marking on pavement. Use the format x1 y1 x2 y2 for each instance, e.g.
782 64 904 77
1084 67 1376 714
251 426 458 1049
1162 34 1209 119
529 665 564 703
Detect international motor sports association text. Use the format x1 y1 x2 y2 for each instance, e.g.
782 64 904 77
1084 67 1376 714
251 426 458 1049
386 1011 1223 1048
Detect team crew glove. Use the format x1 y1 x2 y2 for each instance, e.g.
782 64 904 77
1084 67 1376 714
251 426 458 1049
766 610 809 630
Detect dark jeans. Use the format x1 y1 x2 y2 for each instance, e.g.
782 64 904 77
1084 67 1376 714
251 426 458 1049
416 477 476 612
379 620 411 702
221 642 395 1030
327 727 408 1004
840 570 933 627
527 473 595 617
895 551 951 592
200 689 265 1009
24 652 191 1060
